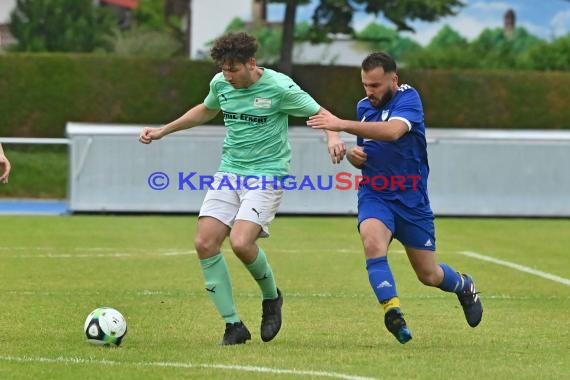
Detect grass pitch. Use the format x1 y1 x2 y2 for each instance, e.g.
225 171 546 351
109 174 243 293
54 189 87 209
0 216 569 379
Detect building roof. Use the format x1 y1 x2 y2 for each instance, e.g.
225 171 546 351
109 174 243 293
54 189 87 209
101 0 139 9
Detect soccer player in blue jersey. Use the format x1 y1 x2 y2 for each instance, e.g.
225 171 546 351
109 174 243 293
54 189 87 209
307 52 482 344
139 32 346 345
0 143 11 184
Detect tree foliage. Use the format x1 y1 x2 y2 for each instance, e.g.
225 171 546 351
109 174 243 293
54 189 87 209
528 34 570 71
405 24 553 70
9 0 116 52
428 24 468 49
311 0 465 37
269 0 465 73
9 0 187 57
104 0 184 57
356 22 421 61
132 0 186 36
104 29 182 58
470 27 542 69
133 0 168 31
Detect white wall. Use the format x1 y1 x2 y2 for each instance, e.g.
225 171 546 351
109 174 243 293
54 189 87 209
191 0 252 59
67 123 570 217
294 39 368 66
0 0 16 24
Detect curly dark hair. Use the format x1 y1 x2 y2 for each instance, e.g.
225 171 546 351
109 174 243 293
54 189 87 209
210 32 259 66
361 52 397 73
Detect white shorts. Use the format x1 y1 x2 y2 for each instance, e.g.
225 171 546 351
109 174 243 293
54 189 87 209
198 172 284 237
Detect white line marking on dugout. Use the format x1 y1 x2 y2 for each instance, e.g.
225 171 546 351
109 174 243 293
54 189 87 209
459 251 570 286
0 356 377 380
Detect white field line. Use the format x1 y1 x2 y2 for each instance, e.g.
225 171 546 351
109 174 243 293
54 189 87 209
459 251 570 286
3 245 568 287
0 247 196 253
0 248 363 258
10 253 134 258
0 355 377 380
0 248 197 258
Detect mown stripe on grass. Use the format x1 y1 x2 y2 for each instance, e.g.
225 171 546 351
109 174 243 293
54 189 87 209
0 355 377 380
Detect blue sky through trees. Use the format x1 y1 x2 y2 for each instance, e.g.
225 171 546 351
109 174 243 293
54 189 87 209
267 0 570 45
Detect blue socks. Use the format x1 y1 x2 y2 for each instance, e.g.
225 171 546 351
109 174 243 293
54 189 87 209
367 258 467 312
366 256 398 304
438 263 465 293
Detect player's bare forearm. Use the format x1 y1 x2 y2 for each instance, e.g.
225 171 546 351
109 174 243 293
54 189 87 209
161 104 219 137
308 115 408 142
140 104 219 144
324 130 341 142
0 144 11 184
325 130 346 164
313 107 346 164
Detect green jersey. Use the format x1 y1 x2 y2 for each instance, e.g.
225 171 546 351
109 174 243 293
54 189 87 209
203 68 320 177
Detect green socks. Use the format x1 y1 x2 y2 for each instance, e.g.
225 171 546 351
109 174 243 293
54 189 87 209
245 247 278 300
200 248 277 324
200 253 240 324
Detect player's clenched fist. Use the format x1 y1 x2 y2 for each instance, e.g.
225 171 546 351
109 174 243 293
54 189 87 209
347 146 367 169
139 127 163 144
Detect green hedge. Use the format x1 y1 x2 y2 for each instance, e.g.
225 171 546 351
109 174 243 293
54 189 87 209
1 54 569 137
0 54 219 137
403 69 570 129
295 66 570 129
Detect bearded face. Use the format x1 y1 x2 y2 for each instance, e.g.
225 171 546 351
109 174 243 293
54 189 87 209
369 87 396 108
361 68 398 109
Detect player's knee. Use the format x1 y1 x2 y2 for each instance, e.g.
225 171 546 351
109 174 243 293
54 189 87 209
194 235 220 257
362 238 387 257
228 235 252 255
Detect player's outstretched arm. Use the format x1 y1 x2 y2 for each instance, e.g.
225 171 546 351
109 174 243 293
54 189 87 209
307 113 408 142
139 104 219 144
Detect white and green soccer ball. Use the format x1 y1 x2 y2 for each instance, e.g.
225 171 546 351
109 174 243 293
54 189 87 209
84 307 127 347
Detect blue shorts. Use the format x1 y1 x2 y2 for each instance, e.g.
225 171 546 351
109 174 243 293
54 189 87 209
357 190 436 251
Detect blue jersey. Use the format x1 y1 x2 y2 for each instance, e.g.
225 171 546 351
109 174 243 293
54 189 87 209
356 85 430 208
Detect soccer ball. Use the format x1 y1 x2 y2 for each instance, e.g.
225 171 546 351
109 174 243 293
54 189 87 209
84 307 127 347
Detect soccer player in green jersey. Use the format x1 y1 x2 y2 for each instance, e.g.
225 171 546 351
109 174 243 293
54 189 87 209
139 32 346 345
